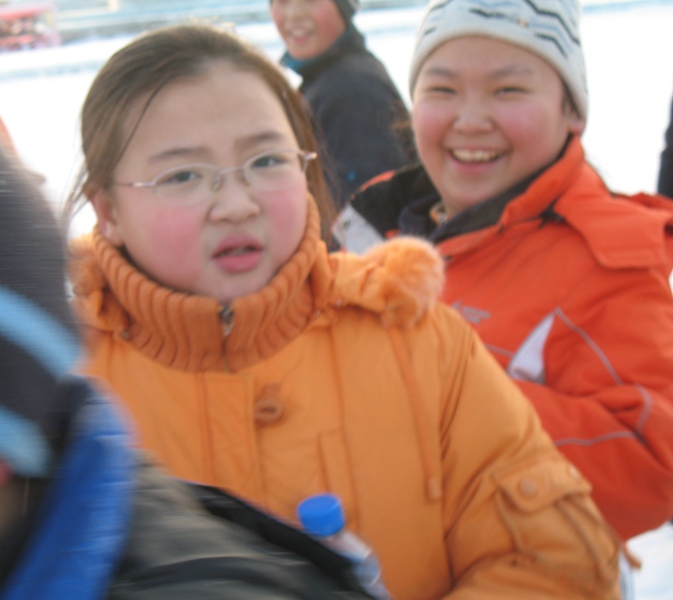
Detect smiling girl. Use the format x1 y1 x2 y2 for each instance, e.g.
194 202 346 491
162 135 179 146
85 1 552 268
338 0 673 545
65 24 620 599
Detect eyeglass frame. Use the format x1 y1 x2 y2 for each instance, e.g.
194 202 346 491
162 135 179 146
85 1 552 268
108 148 317 205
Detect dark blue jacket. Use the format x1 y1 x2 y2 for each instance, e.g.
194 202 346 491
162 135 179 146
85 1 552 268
283 25 417 208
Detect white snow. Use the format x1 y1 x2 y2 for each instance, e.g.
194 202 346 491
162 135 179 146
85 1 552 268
0 3 672 596
630 522 673 599
1 2 673 217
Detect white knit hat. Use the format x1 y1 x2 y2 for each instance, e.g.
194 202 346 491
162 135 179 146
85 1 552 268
409 0 588 121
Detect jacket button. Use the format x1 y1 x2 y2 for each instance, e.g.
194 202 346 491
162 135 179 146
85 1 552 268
254 397 283 425
518 477 538 497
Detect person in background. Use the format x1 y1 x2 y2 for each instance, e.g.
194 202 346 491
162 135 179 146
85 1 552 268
270 0 417 208
0 116 45 185
0 143 389 600
0 116 17 155
336 0 673 543
658 92 673 198
62 22 622 600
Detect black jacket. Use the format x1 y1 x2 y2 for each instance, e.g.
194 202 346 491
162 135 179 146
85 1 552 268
283 26 417 208
112 464 375 599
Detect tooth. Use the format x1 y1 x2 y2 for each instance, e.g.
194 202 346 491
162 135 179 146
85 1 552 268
453 149 500 162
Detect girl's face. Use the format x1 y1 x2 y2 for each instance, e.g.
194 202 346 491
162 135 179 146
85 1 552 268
412 36 585 219
271 0 346 61
92 61 308 304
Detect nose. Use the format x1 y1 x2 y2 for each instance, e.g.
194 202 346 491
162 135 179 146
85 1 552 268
211 165 244 193
208 168 261 223
284 0 308 19
452 97 494 134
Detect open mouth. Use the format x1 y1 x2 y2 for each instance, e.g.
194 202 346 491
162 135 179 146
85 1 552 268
450 149 504 163
215 245 259 258
213 239 263 274
287 29 313 42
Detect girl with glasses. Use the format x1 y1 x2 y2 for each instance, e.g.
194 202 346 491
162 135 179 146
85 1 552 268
65 24 620 599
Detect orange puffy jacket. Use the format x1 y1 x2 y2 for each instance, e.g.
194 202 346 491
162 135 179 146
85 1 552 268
69 199 620 599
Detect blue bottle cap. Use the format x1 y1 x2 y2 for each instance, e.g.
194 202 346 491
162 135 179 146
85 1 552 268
297 493 345 536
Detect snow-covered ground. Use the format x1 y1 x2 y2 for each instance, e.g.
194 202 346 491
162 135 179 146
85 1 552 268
630 522 673 599
0 2 672 596
1 2 673 218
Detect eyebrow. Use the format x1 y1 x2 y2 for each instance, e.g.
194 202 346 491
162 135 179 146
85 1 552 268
235 131 289 152
147 131 291 164
422 64 536 79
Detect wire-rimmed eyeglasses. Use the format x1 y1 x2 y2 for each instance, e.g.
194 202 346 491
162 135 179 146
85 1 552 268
110 148 317 206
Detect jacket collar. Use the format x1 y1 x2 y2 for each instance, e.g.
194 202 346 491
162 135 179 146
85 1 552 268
70 196 326 373
280 24 365 80
354 136 584 255
429 166 545 244
434 136 585 256
351 137 585 249
69 193 449 374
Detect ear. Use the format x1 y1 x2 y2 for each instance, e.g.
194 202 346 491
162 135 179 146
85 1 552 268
89 189 124 247
567 111 586 136
562 98 586 136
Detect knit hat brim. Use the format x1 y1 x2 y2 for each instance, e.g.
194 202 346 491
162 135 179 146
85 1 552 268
409 0 588 122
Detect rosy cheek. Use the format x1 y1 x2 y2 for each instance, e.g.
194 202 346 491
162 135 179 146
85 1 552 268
140 208 202 259
495 103 544 138
265 185 307 243
412 103 446 147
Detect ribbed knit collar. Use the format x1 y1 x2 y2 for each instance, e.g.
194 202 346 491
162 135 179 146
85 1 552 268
70 197 329 373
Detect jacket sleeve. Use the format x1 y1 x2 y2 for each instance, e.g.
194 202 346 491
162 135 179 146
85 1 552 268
109 460 372 600
431 314 621 598
511 262 673 540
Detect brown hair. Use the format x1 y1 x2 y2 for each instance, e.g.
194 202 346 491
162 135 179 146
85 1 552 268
62 23 336 241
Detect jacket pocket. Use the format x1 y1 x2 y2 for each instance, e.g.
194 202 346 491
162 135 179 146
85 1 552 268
493 454 620 596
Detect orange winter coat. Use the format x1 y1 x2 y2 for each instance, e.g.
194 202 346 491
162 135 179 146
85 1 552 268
343 137 673 540
69 199 620 599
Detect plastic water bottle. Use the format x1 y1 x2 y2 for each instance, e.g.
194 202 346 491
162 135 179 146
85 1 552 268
297 493 391 600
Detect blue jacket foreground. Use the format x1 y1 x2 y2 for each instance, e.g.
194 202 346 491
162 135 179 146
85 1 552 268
2 378 134 599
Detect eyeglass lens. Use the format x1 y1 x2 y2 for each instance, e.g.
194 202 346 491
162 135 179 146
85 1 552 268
153 150 310 203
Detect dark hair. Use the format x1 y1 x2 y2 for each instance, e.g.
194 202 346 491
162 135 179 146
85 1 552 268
561 82 581 120
62 23 336 241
